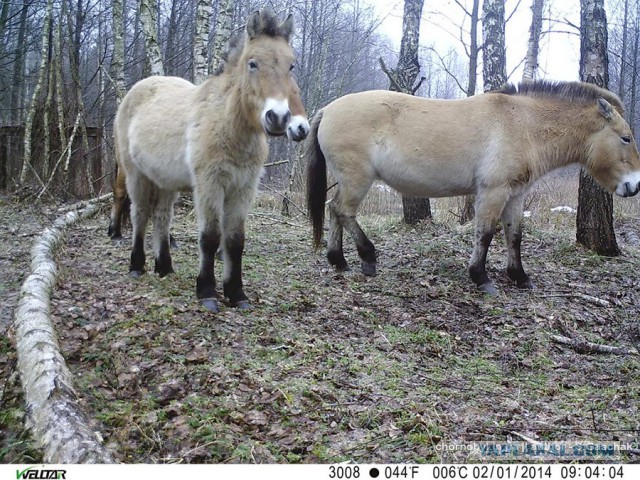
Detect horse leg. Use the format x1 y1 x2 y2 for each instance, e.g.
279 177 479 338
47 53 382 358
108 165 128 239
342 215 377 276
195 187 223 312
327 180 375 275
468 187 510 294
327 197 350 272
152 189 178 277
127 173 153 278
221 194 252 309
501 194 534 289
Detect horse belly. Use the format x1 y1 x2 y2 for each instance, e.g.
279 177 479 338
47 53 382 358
128 123 192 191
371 143 475 198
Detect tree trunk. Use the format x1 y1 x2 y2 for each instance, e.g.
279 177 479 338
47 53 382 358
482 0 507 92
576 0 620 256
193 0 212 84
10 1 30 124
466 0 480 96
138 0 164 76
523 0 545 81
112 0 126 105
211 0 234 73
20 0 53 186
381 0 431 225
15 197 116 462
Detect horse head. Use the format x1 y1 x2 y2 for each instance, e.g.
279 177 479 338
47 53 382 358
227 10 309 141
587 98 640 197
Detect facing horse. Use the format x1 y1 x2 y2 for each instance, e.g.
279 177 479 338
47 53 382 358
306 80 640 294
114 10 309 312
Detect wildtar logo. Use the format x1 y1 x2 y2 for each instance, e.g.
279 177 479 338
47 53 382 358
16 467 67 479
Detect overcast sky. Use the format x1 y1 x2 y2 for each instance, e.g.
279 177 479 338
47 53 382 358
366 0 581 83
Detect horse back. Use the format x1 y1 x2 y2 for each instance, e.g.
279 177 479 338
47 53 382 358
317 90 531 197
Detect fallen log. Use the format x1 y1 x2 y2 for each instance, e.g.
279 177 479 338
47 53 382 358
13 198 115 463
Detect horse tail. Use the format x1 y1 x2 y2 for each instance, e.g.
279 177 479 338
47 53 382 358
306 110 327 250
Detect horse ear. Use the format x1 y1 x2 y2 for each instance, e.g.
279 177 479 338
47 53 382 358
279 14 295 42
597 98 614 120
246 10 264 39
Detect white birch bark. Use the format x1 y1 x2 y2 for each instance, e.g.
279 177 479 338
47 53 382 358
112 0 126 102
20 0 53 185
138 0 164 76
210 0 234 73
193 0 212 84
14 196 116 463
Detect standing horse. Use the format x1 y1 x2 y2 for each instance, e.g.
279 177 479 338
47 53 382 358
114 10 309 312
107 78 308 242
306 81 640 294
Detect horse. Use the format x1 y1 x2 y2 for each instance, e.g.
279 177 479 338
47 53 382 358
114 10 309 312
306 80 640 294
107 78 308 243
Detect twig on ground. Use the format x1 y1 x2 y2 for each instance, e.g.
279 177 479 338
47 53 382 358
550 334 639 356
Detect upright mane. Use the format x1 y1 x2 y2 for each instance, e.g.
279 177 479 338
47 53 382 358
215 9 294 75
496 80 624 113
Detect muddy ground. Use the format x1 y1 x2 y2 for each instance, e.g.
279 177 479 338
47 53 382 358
1 192 639 463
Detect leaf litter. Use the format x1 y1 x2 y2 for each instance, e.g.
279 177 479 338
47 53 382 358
1 195 639 463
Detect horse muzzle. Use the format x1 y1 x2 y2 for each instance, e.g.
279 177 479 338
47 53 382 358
286 115 310 142
615 172 640 197
262 99 291 137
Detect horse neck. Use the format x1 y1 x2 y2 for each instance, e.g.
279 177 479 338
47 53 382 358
200 74 267 152
530 103 597 176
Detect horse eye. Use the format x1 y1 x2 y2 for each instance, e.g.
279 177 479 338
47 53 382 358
248 60 259 71
621 135 631 145
289 64 295 72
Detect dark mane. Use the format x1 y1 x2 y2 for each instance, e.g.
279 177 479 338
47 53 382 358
495 80 624 113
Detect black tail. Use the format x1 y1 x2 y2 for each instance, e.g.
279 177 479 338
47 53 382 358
306 110 327 249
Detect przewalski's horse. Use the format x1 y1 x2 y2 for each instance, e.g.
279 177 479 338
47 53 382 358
114 10 309 312
306 81 640 294
107 77 309 241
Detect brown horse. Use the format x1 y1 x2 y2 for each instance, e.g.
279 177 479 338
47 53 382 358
306 81 640 293
114 10 308 312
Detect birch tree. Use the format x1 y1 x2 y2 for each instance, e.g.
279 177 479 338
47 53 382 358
138 0 164 76
211 0 234 73
380 0 431 225
523 0 545 81
112 0 126 104
482 0 507 92
576 0 620 256
20 0 53 186
193 0 212 84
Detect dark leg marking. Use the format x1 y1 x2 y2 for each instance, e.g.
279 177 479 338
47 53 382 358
154 236 174 278
196 229 220 307
129 234 146 277
469 231 495 293
223 232 249 308
357 239 377 277
327 249 350 272
506 231 534 288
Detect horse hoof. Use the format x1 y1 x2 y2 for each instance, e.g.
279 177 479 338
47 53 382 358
518 280 535 289
200 298 220 313
479 282 498 295
361 262 377 276
129 270 144 278
234 300 252 310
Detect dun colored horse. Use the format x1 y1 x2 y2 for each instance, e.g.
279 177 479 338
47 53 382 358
107 79 308 242
306 81 640 293
114 10 309 312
